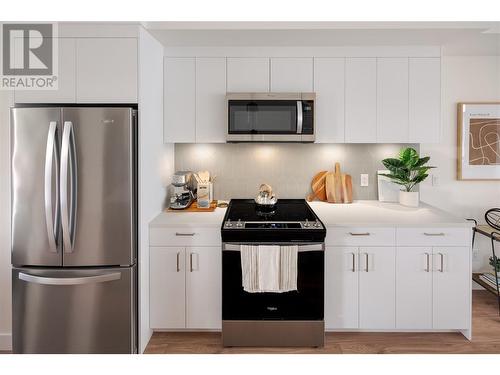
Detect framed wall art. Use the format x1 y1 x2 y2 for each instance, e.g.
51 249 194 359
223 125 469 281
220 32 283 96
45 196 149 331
457 102 500 180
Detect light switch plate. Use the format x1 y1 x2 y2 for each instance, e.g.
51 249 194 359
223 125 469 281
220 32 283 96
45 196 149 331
360 174 369 187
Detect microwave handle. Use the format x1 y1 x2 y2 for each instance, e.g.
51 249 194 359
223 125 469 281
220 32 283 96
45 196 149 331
296 101 303 134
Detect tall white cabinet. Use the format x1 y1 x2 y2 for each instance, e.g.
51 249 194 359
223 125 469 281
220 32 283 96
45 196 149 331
409 58 441 143
195 58 227 143
345 58 377 143
163 57 196 143
376 58 409 142
313 58 345 143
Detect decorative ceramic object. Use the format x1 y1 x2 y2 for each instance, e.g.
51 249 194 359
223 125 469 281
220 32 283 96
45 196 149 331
399 191 419 207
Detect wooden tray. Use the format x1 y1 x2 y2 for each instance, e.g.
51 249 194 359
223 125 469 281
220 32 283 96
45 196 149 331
166 200 218 212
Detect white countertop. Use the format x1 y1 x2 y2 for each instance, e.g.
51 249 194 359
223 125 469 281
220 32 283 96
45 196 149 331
149 200 472 228
150 207 227 228
308 200 472 228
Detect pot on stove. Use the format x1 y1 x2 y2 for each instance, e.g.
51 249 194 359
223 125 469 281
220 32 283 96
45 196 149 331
254 183 278 207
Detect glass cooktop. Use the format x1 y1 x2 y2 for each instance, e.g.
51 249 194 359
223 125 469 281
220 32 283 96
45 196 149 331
224 199 318 222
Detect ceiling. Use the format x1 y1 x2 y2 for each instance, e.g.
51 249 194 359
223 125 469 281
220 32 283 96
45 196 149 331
145 22 500 55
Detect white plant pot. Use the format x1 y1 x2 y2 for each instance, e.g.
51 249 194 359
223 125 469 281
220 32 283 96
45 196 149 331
399 191 419 207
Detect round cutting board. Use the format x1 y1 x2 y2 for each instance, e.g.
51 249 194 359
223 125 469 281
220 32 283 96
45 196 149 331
309 171 328 202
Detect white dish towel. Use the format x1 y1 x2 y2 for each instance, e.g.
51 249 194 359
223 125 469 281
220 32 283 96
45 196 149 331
240 245 298 293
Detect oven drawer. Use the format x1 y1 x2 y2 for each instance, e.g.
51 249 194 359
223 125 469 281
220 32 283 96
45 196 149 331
396 227 471 246
149 227 221 247
326 227 395 247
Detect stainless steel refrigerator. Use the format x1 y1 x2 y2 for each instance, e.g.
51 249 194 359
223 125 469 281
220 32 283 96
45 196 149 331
11 106 137 354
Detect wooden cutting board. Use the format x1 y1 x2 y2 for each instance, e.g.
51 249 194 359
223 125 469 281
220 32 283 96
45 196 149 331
307 171 328 202
344 175 353 203
167 200 218 212
325 172 336 203
334 162 343 203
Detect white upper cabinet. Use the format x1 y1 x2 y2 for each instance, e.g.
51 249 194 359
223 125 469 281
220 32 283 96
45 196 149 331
164 57 196 143
270 58 313 92
15 38 76 103
313 58 345 143
377 58 409 142
345 58 377 143
226 58 269 92
76 38 138 103
195 58 227 143
409 58 441 143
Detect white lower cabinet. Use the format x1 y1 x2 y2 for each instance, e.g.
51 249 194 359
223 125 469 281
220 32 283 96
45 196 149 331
326 227 471 336
396 247 433 329
150 247 186 329
359 247 396 329
325 246 395 330
432 247 470 329
150 246 221 330
325 247 358 329
186 247 222 329
396 246 470 330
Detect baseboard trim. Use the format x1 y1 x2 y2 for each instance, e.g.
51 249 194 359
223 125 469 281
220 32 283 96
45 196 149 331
0 333 12 351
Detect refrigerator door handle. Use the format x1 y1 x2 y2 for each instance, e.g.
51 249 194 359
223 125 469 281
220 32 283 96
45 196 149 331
18 272 121 285
61 121 78 253
44 121 60 253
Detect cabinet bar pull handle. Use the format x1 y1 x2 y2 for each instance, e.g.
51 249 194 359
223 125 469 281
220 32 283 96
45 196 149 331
365 253 369 272
423 232 445 236
190 253 193 272
349 232 370 236
351 252 356 272
176 252 180 272
424 252 430 272
439 252 444 272
175 232 195 236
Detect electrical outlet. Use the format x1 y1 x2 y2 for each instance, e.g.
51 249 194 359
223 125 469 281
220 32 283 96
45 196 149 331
432 174 439 186
360 174 369 187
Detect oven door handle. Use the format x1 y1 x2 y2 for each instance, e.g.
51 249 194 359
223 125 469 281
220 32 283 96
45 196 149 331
222 243 324 252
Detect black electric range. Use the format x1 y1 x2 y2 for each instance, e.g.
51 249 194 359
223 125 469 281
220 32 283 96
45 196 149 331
221 199 326 243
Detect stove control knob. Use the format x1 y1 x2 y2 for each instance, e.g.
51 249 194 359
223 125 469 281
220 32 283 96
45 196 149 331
304 219 310 228
313 220 321 228
225 220 233 228
236 219 244 228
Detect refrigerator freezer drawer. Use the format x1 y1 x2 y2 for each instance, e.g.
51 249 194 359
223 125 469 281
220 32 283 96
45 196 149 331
12 266 136 354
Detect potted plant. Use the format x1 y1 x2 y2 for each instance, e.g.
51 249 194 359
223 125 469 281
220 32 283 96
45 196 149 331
379 148 435 207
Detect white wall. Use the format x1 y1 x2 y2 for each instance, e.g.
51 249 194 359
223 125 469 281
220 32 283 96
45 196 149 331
138 27 174 353
0 91 13 350
421 55 500 273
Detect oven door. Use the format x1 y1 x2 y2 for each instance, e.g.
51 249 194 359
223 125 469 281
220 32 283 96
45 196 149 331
222 243 324 321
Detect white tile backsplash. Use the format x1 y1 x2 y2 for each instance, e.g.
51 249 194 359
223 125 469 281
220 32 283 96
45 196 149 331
174 143 418 200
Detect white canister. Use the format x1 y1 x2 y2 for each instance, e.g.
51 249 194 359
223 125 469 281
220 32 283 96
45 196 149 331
197 182 211 208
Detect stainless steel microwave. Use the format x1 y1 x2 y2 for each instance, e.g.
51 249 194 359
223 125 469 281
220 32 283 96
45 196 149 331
226 93 315 142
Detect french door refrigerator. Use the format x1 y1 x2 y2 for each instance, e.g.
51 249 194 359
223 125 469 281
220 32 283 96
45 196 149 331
11 106 137 354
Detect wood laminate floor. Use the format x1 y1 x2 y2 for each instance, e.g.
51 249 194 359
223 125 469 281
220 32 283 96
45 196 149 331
145 290 500 354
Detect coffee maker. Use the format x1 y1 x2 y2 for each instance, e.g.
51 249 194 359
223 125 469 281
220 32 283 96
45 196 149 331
169 171 197 209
